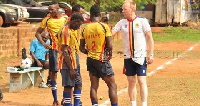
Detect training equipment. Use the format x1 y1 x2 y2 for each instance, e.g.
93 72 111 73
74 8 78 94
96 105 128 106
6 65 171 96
99 96 104 100
21 48 32 69
21 58 32 69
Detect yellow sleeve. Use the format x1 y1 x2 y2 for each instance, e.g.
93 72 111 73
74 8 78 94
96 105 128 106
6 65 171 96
40 17 50 29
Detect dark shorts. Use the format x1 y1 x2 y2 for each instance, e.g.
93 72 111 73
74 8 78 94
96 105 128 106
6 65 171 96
49 49 58 71
60 54 82 87
87 57 114 78
31 59 46 68
124 58 147 76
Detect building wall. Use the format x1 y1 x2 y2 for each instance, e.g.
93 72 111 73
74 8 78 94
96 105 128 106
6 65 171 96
0 27 37 58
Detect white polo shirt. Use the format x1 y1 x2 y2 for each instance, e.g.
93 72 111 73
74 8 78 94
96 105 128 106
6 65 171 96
112 16 151 65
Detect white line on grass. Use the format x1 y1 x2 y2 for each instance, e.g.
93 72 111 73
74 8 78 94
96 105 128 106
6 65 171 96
99 43 199 106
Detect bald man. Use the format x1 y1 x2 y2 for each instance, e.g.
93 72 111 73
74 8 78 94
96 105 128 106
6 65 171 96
35 2 68 106
112 0 154 106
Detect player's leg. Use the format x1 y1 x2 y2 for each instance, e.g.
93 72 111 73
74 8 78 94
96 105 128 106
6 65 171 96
73 54 82 106
89 73 99 105
87 57 99 105
60 69 75 106
124 58 137 106
43 60 51 86
127 76 137 105
49 49 59 105
101 62 118 106
136 58 147 106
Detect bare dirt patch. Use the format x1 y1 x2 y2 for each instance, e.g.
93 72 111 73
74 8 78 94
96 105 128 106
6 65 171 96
0 41 199 106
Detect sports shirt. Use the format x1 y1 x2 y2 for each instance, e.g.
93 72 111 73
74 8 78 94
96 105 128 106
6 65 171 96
57 26 78 69
30 38 50 60
112 16 151 59
81 22 112 61
40 15 68 50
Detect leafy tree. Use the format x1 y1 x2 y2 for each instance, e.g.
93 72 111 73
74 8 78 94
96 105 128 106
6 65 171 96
36 0 156 12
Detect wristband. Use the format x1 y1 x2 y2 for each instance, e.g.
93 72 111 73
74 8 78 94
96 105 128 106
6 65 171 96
149 54 154 59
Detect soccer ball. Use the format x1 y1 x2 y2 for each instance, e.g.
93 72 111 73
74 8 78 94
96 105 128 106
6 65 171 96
21 58 32 69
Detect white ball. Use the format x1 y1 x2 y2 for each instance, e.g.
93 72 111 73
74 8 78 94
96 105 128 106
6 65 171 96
21 58 32 69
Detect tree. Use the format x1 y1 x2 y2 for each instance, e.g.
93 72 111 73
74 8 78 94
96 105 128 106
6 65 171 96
36 0 156 12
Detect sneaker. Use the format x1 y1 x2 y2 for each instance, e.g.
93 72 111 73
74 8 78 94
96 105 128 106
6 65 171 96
53 101 59 106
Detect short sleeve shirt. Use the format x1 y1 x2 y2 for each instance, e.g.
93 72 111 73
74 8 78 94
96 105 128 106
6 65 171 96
57 26 78 69
30 38 50 60
112 17 151 59
40 15 68 50
81 22 112 61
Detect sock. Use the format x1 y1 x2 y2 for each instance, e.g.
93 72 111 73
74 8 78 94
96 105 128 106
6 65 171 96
130 101 136 106
111 103 118 106
73 89 81 106
142 102 147 106
63 91 71 106
92 101 98 106
50 81 57 102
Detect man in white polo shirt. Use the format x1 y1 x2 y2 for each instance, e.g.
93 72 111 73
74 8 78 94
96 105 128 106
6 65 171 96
112 0 154 106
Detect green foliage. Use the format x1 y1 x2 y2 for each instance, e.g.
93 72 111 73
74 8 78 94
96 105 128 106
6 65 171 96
153 27 200 43
37 0 156 12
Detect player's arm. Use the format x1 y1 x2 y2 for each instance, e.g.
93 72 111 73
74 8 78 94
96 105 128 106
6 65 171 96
79 39 88 54
45 52 49 61
30 52 43 67
35 27 52 49
146 31 154 64
62 45 76 80
105 36 112 60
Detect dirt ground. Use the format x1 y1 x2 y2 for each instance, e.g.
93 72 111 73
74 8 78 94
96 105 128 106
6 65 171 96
0 39 200 105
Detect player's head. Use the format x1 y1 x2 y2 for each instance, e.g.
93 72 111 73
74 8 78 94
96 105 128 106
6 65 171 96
72 4 85 14
90 4 100 21
41 32 49 42
69 13 84 30
48 2 60 17
122 0 136 18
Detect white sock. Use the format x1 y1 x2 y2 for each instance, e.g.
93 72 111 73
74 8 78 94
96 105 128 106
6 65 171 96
142 102 147 106
130 101 136 106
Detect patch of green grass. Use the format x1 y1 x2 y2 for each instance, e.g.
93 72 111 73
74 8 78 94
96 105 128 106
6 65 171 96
153 27 200 43
0 57 7 64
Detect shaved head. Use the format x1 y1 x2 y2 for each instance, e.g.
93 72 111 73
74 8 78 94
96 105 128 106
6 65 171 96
48 3 60 18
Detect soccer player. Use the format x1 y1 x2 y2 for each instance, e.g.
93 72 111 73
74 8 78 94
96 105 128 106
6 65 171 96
57 13 84 106
35 2 68 106
80 4 118 106
112 0 154 106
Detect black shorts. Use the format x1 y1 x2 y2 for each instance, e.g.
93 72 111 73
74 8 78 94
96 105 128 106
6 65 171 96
49 49 58 71
32 59 46 68
87 57 114 78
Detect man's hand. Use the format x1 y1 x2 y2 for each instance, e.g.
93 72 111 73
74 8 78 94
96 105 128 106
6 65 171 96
36 61 43 67
44 44 52 49
69 69 76 80
147 54 154 64
108 50 112 60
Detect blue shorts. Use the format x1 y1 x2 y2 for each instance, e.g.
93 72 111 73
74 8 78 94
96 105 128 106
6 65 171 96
49 49 58 71
60 54 82 87
87 57 114 78
124 58 147 76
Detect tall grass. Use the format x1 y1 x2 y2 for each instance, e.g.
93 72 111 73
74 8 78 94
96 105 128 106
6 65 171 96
153 27 200 42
